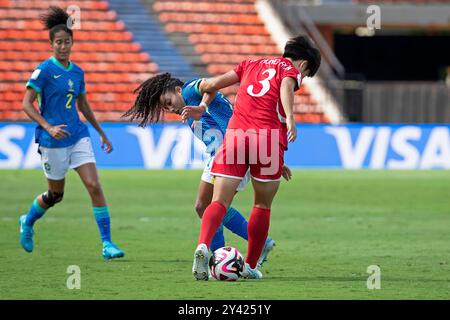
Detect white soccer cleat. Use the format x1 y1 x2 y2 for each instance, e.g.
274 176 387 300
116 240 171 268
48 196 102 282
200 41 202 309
257 237 276 269
240 262 263 280
192 243 209 281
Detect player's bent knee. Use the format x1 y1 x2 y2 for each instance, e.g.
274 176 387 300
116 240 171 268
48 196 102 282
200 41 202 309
85 180 102 194
42 191 64 207
253 195 271 209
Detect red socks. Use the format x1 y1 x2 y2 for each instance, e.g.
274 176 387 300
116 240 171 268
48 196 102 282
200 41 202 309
198 202 271 269
198 201 227 248
246 207 271 269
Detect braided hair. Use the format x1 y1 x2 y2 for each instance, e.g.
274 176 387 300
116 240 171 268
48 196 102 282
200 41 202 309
123 73 184 127
40 6 73 42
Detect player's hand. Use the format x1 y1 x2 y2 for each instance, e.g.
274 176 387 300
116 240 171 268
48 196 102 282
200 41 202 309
181 105 206 122
286 116 297 143
100 134 113 153
47 124 70 140
281 165 292 181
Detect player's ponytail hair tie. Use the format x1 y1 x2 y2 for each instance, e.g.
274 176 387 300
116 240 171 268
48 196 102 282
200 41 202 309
40 6 73 42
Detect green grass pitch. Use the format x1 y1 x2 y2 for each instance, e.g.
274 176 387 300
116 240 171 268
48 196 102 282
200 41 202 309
0 169 449 299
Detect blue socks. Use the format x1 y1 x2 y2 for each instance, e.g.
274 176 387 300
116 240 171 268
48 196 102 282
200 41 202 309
24 199 112 244
93 206 111 243
223 207 248 240
210 207 249 252
210 224 225 252
25 197 47 226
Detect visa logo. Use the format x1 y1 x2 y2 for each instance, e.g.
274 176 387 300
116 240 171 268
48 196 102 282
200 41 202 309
326 126 450 169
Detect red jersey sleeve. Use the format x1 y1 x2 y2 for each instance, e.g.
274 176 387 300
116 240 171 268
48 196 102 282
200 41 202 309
233 59 249 81
281 67 302 92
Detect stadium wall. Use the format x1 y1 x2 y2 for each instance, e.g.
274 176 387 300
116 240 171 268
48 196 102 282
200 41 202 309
0 122 449 170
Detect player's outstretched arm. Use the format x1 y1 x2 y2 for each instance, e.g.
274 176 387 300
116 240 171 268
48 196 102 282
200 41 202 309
199 71 239 108
280 77 297 143
202 70 239 93
77 93 113 153
181 74 238 121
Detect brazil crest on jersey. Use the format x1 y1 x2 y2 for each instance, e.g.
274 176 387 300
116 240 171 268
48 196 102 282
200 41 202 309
26 56 89 148
182 78 234 156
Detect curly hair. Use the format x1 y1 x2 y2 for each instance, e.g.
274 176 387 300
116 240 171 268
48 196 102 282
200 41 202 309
123 73 184 127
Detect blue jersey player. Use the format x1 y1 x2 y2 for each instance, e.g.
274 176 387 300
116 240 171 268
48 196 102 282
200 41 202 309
125 73 293 269
20 6 124 260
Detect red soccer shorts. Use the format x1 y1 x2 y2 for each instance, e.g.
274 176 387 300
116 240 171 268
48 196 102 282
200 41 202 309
211 128 284 182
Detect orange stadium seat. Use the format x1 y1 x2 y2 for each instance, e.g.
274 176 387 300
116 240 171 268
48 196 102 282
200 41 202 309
0 83 23 92
195 44 279 55
189 34 272 45
0 0 325 123
0 0 160 122
0 20 125 31
0 30 131 42
201 54 261 64
206 64 238 75
0 111 26 121
0 91 22 101
153 2 256 14
0 41 141 52
0 51 148 63
154 0 326 123
0 101 24 110
159 13 261 25
166 23 269 35
0 8 116 20
89 83 141 93
0 1 110 11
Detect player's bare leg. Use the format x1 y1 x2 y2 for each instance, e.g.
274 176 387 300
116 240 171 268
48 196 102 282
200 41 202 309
194 180 214 218
75 162 106 207
210 176 241 208
202 176 241 243
75 163 124 260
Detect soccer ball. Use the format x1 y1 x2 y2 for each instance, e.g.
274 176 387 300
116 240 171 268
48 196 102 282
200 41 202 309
209 246 245 281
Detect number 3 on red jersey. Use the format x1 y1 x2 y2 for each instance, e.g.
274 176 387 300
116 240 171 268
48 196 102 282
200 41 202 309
247 68 276 97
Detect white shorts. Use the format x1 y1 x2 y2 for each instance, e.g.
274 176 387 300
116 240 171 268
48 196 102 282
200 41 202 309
39 137 96 180
201 155 250 192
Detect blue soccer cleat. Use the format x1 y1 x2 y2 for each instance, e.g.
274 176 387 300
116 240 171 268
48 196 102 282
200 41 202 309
257 237 276 269
102 241 125 260
19 215 34 253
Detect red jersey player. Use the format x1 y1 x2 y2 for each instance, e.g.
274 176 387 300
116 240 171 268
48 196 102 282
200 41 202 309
189 35 321 280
